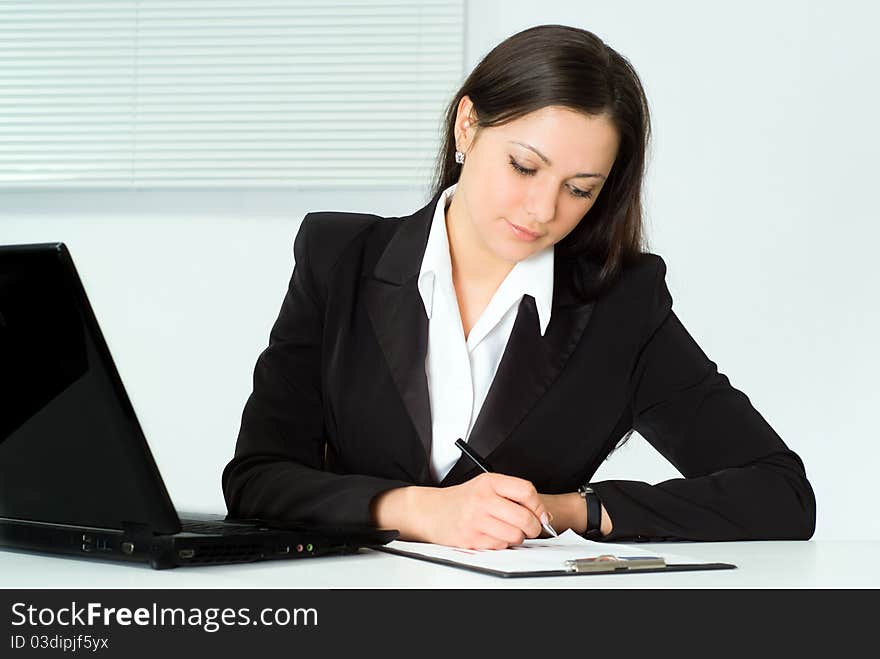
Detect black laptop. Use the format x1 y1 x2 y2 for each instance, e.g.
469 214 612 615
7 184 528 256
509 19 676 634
0 243 397 569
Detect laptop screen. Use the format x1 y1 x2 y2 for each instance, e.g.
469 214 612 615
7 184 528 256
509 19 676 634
0 245 179 534
1 250 87 441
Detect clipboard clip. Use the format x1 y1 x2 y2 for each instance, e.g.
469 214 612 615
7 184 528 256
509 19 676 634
564 554 667 573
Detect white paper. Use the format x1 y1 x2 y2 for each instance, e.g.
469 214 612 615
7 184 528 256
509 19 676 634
383 529 699 574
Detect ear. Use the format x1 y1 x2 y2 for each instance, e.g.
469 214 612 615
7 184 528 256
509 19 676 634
456 95 479 150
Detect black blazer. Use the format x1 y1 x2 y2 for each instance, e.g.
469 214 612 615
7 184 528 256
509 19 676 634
222 189 816 542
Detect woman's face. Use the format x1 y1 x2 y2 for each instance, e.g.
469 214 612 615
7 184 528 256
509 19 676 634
452 99 620 266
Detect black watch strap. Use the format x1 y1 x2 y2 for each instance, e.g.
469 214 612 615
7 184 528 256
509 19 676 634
578 485 603 540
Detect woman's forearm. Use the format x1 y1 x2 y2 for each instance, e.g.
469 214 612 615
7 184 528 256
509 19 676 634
370 486 614 543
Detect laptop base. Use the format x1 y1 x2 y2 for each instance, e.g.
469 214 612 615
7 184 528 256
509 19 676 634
0 516 391 570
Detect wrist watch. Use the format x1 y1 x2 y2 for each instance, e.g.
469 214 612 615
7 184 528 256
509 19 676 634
577 484 603 539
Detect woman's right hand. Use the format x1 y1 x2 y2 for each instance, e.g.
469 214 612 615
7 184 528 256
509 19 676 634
410 473 551 550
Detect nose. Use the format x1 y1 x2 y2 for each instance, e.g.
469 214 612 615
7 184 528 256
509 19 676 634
524 181 557 226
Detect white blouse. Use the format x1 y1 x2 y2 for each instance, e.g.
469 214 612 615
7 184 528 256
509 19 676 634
417 182 555 482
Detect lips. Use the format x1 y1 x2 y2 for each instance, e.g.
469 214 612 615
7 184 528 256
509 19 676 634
506 220 542 240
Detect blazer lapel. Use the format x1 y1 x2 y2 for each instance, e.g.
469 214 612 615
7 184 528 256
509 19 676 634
439 265 595 486
363 189 443 481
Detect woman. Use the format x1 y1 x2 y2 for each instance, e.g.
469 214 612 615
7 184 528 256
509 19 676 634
222 25 816 550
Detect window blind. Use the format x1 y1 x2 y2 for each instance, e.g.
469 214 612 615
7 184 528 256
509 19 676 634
0 0 465 188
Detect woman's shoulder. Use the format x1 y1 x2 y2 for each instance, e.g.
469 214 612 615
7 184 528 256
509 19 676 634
299 209 387 245
622 251 666 277
297 208 395 256
562 251 671 331
609 251 670 302
609 251 673 327
293 209 405 293
566 250 666 302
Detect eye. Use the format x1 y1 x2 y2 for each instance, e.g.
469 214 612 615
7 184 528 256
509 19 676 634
508 155 536 177
508 156 593 200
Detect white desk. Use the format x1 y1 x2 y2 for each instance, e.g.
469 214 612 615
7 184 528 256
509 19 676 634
1 540 876 588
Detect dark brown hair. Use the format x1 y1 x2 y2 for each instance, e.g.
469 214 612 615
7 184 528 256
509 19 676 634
431 24 652 301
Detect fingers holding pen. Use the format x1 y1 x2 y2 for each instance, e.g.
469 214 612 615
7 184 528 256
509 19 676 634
486 473 551 530
419 473 549 549
485 487 544 540
473 473 550 543
453 440 554 538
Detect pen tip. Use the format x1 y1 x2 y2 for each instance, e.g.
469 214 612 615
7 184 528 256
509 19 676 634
542 522 558 538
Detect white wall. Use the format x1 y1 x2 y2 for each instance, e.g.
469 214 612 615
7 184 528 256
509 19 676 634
2 0 876 540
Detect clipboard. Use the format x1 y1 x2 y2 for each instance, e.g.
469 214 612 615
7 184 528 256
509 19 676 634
377 538 737 579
